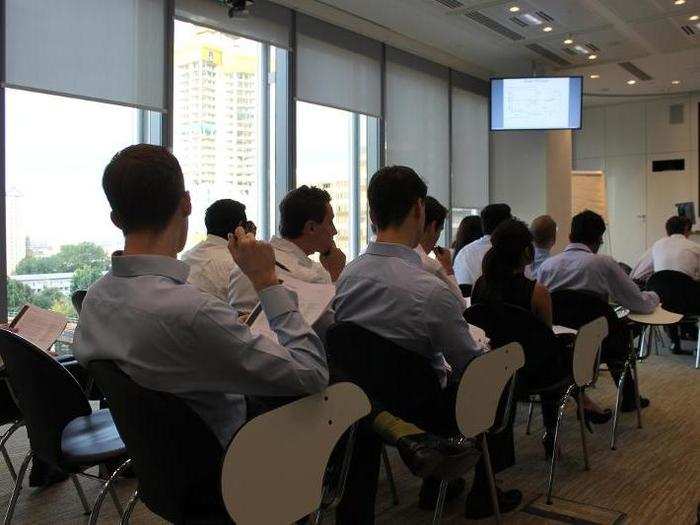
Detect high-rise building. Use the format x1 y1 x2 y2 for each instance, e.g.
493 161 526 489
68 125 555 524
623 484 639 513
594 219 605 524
174 25 260 246
6 186 26 274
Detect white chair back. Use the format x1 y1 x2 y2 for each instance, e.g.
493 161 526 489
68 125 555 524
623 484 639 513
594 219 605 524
572 317 608 387
221 382 371 525
455 343 525 439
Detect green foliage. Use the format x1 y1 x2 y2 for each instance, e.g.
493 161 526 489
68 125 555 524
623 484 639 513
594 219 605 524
7 279 35 313
32 288 65 310
71 266 104 294
15 242 109 275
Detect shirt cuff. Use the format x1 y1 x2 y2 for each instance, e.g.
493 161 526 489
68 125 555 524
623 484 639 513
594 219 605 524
259 284 299 320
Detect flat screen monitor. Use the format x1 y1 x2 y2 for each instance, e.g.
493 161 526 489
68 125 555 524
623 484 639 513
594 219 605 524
490 76 583 131
676 201 696 224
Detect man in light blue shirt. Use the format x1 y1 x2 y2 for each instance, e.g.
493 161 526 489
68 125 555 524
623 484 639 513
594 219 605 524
74 145 328 447
537 210 659 411
334 166 521 521
453 203 511 286
529 214 556 275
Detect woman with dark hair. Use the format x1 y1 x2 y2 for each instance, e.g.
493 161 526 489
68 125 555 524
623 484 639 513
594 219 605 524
472 219 610 457
452 215 483 257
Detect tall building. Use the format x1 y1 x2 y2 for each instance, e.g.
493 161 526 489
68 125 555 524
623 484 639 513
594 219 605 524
174 25 259 246
6 186 26 274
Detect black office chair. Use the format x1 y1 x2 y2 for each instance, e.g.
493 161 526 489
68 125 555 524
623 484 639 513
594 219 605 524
550 289 641 450
646 270 700 368
0 370 23 481
0 330 127 524
87 360 232 525
71 290 88 316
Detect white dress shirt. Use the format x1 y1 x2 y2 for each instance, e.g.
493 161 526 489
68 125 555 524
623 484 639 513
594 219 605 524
414 245 467 309
180 235 235 302
453 235 491 286
630 248 653 282
536 243 659 314
74 254 327 446
652 234 700 281
229 236 332 313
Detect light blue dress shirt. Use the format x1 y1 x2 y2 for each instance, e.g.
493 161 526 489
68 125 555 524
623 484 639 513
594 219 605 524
333 242 480 386
74 254 328 446
536 243 659 314
530 246 551 275
453 235 492 286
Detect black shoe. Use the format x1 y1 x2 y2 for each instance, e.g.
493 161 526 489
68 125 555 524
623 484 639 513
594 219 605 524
464 486 522 519
621 397 650 413
579 408 613 432
28 460 69 488
397 433 480 480
418 477 466 510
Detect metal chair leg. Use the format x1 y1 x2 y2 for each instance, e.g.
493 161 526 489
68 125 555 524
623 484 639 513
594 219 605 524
631 358 643 429
0 420 23 481
381 445 399 506
525 399 534 435
481 434 501 524
546 385 574 505
4 451 32 525
88 458 132 525
120 490 139 525
71 475 91 515
610 364 628 450
109 484 124 516
696 325 700 369
431 480 449 525
577 391 590 471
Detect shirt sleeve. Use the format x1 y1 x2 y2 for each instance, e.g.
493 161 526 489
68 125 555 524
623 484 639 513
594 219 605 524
453 249 470 285
602 257 659 314
188 284 329 395
630 248 653 282
228 264 259 313
424 283 480 380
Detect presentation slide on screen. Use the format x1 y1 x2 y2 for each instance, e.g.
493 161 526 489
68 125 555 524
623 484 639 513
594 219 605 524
491 77 582 130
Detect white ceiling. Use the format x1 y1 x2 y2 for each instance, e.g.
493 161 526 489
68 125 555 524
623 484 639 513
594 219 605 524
303 0 700 100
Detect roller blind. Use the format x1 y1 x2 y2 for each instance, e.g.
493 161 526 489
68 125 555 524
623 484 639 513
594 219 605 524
5 0 167 111
296 15 382 117
385 47 450 205
175 0 291 49
452 84 489 208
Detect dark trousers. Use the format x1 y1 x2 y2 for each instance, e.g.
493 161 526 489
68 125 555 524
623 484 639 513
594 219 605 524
600 322 638 403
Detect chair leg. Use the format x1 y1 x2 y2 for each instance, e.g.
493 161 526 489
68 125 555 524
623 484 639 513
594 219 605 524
546 386 574 506
576 390 590 471
631 358 643 429
0 420 23 481
88 458 131 525
120 490 139 525
480 434 501 524
610 363 628 451
525 399 534 435
381 445 399 506
696 324 700 369
109 484 124 516
431 480 449 525
4 451 31 525
71 475 91 515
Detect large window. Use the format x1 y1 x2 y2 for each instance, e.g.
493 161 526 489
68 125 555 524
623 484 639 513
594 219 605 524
174 20 279 247
4 89 148 320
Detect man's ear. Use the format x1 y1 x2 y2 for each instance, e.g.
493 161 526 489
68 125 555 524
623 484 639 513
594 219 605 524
302 219 316 236
181 191 192 217
110 211 122 230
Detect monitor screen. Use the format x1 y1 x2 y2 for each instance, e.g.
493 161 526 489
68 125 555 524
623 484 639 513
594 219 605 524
490 76 583 131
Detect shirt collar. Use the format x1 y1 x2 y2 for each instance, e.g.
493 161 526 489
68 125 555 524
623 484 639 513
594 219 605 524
564 243 593 254
669 234 686 240
366 242 423 267
111 252 190 283
205 234 228 247
270 236 312 266
534 246 550 257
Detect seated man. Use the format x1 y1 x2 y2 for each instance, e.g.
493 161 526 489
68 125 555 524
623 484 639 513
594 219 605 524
454 203 511 286
537 210 659 412
529 214 557 275
334 166 522 522
652 215 700 281
229 185 346 315
74 144 329 449
180 199 247 302
416 196 465 307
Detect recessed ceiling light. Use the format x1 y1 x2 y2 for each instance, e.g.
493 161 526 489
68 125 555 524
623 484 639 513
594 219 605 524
627 79 637 85
509 5 520 12
542 26 553 32
672 80 681 85
563 37 574 44
590 74 600 79
588 54 598 60
690 15 699 20
674 0 686 5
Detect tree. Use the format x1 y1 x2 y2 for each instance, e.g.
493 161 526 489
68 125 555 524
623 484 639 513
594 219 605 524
71 266 104 294
50 296 75 318
6 279 35 313
32 288 65 311
14 242 109 275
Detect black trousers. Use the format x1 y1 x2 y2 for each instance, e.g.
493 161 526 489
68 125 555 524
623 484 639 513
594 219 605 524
600 322 638 403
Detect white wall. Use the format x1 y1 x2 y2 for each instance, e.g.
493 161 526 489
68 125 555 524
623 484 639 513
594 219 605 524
573 93 699 265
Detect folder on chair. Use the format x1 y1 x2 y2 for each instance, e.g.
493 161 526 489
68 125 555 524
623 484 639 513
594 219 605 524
8 304 68 352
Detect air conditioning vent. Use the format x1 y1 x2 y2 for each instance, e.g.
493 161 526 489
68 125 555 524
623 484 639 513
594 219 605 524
681 25 695 36
525 44 571 66
432 0 464 8
585 43 600 52
618 61 653 81
535 11 554 22
464 11 525 40
509 16 528 28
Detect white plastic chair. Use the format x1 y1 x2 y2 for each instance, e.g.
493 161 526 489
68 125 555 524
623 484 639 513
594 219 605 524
546 317 608 504
433 342 525 524
220 382 371 525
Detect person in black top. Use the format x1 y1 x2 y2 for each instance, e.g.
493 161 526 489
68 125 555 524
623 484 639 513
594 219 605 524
472 219 610 457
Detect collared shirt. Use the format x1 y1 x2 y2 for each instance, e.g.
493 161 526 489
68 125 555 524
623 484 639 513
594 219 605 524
531 246 551 275
74 254 328 446
630 248 653 282
229 236 332 313
180 235 235 302
414 244 467 309
536 243 659 314
453 235 491 286
333 242 480 386
652 234 700 281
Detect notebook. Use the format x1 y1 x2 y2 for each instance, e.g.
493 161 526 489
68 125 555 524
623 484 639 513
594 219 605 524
8 304 68 352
